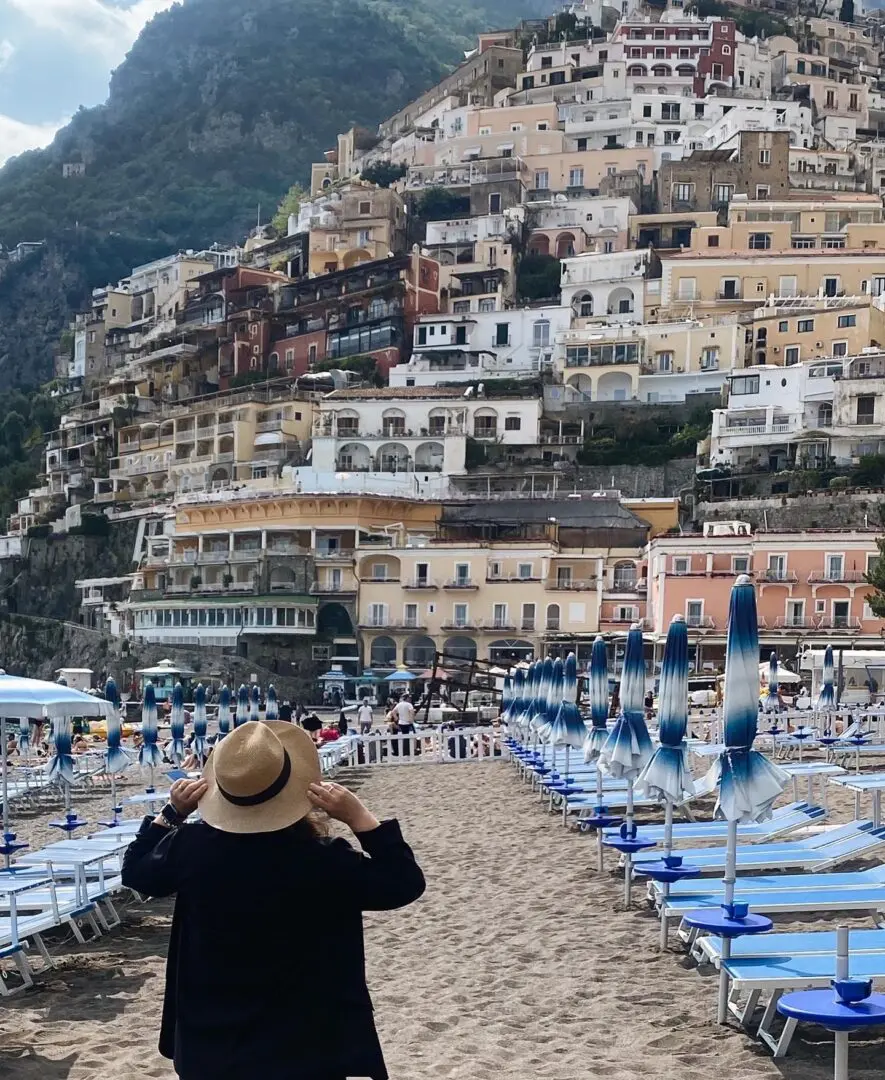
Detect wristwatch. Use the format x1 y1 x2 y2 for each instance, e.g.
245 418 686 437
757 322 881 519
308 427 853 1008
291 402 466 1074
159 803 186 829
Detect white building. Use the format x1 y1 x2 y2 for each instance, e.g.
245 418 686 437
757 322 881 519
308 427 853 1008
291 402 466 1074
560 248 655 325
310 387 543 477
389 305 571 387
704 351 885 472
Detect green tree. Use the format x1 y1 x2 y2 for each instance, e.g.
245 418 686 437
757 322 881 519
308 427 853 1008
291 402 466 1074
416 187 469 221
2 411 26 456
865 539 885 617
271 183 310 236
360 161 407 188
517 254 561 301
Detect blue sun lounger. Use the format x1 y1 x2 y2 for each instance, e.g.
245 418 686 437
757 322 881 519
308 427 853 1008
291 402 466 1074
632 820 885 873
722 951 885 1056
694 926 885 967
653 864 885 907
619 802 825 846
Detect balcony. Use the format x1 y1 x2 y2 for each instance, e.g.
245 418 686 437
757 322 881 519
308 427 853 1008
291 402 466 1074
406 160 523 189
359 575 400 585
444 578 479 590
229 549 262 563
315 549 355 563
310 582 357 595
607 578 648 593
545 577 598 591
198 551 230 564
169 551 199 565
817 616 862 631
402 579 439 590
441 620 478 631
129 589 165 602
759 570 799 583
601 616 650 628
685 616 716 630
358 619 427 631
773 616 818 630
807 571 867 584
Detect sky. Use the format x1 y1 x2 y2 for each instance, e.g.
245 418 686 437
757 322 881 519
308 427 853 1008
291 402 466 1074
0 0 178 165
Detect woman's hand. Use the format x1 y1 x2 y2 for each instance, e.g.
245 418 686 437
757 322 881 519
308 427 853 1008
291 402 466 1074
308 782 380 833
170 777 208 818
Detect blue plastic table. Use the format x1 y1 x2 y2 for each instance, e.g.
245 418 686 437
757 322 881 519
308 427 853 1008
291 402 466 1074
683 905 773 1024
635 857 702 950
778 985 885 1080
603 831 657 908
577 808 623 872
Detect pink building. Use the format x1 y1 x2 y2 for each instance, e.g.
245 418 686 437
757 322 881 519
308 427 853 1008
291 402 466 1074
647 521 885 672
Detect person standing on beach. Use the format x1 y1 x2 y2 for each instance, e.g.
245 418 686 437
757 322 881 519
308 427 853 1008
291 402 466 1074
357 699 374 734
393 695 415 734
121 722 425 1080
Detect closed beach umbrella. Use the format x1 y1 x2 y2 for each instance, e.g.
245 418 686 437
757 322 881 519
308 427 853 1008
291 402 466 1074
265 684 279 722
538 656 563 743
547 653 586 779
583 636 610 763
638 615 691 806
46 714 75 787
104 676 129 774
236 685 249 728
17 715 29 756
817 643 836 713
250 684 260 722
217 685 232 740
764 652 781 714
139 681 162 770
169 682 186 764
192 683 208 762
508 667 526 738
500 673 512 723
531 657 554 733
600 624 653 782
703 575 787 1022
517 662 537 739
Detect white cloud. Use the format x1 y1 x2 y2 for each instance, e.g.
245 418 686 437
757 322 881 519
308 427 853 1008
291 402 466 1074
6 0 178 64
0 40 14 71
0 113 65 165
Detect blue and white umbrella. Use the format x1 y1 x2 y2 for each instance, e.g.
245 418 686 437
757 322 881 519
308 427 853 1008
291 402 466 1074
600 624 653 783
701 575 787 1022
531 657 554 734
235 684 249 728
538 656 563 743
583 636 609 764
46 715 75 787
250 684 260 722
192 683 208 762
169 682 186 764
546 653 586 778
764 651 782 714
386 667 416 683
818 643 836 713
17 714 29 756
265 684 279 722
217 685 232 740
517 662 537 739
139 681 162 772
104 676 129 775
509 667 528 738
638 615 691 807
500 673 513 723
711 577 787 834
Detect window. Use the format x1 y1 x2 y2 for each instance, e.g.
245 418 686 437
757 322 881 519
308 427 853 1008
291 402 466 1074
778 321 788 333
732 556 750 575
452 603 468 629
797 319 814 334
643 105 652 118
700 348 719 370
731 375 760 395
518 563 533 580
493 603 508 629
676 277 697 300
826 554 844 581
786 600 805 628
546 603 561 631
749 232 771 250
673 557 690 575
504 416 521 431
767 554 786 581
756 185 770 199
686 600 704 627
453 300 470 314
569 167 584 188
832 341 848 357
488 193 502 214
832 599 851 629
661 103 680 121
672 182 694 204
722 44 731 55
857 396 875 424
357 229 371 247
779 275 798 298
534 169 549 190
838 314 857 328
714 184 733 205
455 563 470 585
358 200 371 215
495 323 509 347
656 351 673 372
368 603 388 627
826 89 835 108
478 298 496 313
712 63 723 80
785 346 800 366
817 402 833 427
532 320 550 348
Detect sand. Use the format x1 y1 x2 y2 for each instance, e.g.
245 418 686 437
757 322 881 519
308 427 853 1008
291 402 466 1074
1 759 884 1079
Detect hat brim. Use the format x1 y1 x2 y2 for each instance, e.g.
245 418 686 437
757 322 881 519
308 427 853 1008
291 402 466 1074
198 722 322 834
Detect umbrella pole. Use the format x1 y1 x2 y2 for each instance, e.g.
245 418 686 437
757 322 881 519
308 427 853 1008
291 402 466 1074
717 818 739 1024
595 765 605 872
1 717 9 867
623 780 635 908
659 799 675 950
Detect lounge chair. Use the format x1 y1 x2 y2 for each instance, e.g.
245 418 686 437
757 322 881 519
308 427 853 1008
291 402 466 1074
632 820 885 873
654 863 885 905
694 926 885 967
623 802 825 846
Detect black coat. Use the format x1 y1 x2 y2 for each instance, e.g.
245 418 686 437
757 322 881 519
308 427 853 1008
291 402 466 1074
122 817 425 1080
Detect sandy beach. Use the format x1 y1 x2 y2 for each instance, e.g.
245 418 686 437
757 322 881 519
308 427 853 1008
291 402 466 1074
1 759 884 1080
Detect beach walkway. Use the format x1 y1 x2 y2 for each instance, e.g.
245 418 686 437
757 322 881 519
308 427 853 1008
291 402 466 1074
0 762 879 1079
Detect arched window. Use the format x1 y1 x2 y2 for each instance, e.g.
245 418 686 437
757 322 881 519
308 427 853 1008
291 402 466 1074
817 402 833 427
532 319 551 348
546 603 561 631
721 44 731 55
613 561 637 588
268 352 279 371
574 292 593 318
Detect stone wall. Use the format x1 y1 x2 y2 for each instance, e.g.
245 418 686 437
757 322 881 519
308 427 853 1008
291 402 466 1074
575 459 697 499
695 491 885 533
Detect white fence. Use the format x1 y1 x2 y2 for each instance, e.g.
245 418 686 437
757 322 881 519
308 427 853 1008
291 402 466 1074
320 727 507 770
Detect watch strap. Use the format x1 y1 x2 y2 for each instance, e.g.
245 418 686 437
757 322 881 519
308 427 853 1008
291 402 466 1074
160 803 186 828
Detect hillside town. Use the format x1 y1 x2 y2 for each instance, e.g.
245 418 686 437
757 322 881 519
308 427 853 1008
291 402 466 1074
8 0 885 690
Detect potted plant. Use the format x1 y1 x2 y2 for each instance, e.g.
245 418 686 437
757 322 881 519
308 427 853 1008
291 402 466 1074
222 572 234 588
190 575 202 589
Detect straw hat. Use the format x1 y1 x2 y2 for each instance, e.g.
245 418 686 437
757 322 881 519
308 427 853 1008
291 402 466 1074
199 721 321 834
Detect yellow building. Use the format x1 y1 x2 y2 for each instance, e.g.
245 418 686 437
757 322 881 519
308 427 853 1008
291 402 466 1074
302 183 407 276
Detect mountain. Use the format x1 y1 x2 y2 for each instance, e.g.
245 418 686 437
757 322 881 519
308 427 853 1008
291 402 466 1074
0 0 550 391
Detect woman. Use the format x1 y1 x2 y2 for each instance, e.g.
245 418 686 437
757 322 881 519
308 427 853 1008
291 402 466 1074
122 722 425 1080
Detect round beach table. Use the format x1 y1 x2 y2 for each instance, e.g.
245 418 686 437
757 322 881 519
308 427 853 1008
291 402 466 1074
777 984 885 1080
633 856 702 951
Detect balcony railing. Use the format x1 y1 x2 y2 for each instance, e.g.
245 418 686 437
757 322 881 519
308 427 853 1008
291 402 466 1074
773 616 818 630
169 551 199 565
608 578 648 593
685 615 716 629
310 582 357 594
545 620 561 632
359 575 400 584
229 549 262 563
545 577 598 591
817 616 862 631
358 619 427 631
444 578 478 590
601 616 649 628
315 549 355 562
807 571 867 583
402 580 439 590
759 570 799 583
198 551 230 564
441 620 478 631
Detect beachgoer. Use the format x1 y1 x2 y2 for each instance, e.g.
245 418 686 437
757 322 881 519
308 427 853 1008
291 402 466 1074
319 725 340 743
278 700 293 723
393 695 415 734
121 723 424 1080
338 710 349 736
357 700 374 734
301 712 322 737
